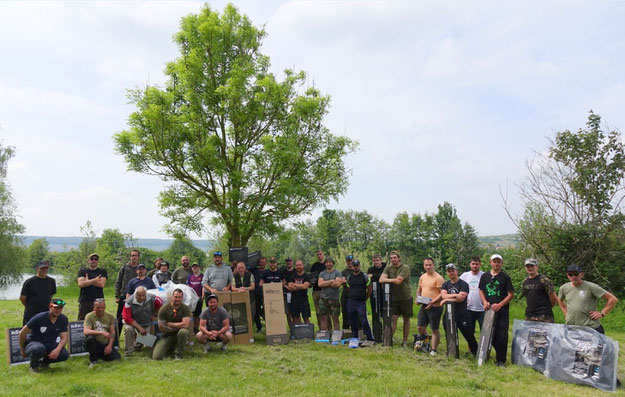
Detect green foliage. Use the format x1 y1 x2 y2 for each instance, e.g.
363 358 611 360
114 4 357 247
27 237 50 267
514 111 625 297
164 235 207 267
0 137 27 285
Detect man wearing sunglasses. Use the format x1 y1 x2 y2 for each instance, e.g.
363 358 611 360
19 298 69 373
558 264 618 334
77 253 107 320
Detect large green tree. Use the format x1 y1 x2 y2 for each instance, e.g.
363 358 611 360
114 4 357 247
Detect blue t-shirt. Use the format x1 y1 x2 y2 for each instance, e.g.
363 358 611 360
26 311 68 349
126 277 156 296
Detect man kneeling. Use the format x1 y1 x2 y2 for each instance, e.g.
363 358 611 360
196 294 232 352
83 298 121 366
153 288 191 360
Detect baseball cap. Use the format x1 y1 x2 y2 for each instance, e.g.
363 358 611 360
213 251 223 257
206 293 218 301
352 259 361 266
137 263 146 269
325 257 334 264
285 257 293 262
191 262 199 267
445 263 456 270
36 261 49 268
269 257 277 263
88 253 99 260
490 254 503 261
566 264 582 273
50 298 66 307
524 258 538 267
346 255 354 260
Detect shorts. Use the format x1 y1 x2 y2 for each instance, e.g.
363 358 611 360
289 300 311 319
417 305 442 330
318 298 340 316
525 314 554 323
391 298 414 317
193 299 203 318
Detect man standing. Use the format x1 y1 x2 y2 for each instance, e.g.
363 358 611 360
341 255 355 330
346 259 374 341
479 254 514 366
172 256 192 285
186 263 204 334
367 253 386 340
281 257 296 331
126 263 156 299
317 258 344 331
259 257 283 286
558 264 618 334
251 257 267 332
115 249 141 333
202 251 233 299
77 253 107 321
522 259 558 322
309 250 326 331
380 251 413 347
122 286 162 356
151 261 171 287
19 298 69 373
416 257 445 355
147 257 163 278
20 261 56 325
83 298 121 366
459 256 485 335
440 264 478 356
153 288 191 360
286 259 312 324
196 294 232 352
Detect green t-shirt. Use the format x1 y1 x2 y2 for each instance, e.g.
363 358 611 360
382 263 412 302
558 281 606 328
84 311 116 344
158 302 191 335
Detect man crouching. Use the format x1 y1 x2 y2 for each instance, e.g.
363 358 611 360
195 293 232 352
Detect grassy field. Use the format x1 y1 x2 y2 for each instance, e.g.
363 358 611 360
1 285 623 396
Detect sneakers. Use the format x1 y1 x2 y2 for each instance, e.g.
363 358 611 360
89 361 97 368
220 344 228 352
29 366 41 374
401 341 408 348
429 350 438 356
203 343 212 353
495 361 506 367
174 354 183 360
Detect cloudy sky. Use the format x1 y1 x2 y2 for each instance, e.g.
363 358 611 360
1 0 624 239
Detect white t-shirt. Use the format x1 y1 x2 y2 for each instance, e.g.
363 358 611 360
460 271 484 312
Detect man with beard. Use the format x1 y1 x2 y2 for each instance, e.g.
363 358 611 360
77 253 107 320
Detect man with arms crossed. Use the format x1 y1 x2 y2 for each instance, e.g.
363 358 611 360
196 294 233 352
460 256 485 334
416 257 445 355
318 258 344 331
479 254 514 366
286 259 312 324
83 298 121 366
77 253 107 320
522 258 558 322
380 251 413 347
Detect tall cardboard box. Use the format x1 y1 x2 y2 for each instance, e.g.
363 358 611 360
262 282 288 345
214 291 254 345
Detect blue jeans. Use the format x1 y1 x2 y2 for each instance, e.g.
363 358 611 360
466 310 484 335
24 341 69 368
347 299 374 340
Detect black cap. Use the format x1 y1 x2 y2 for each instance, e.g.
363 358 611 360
566 264 582 273
352 259 361 266
137 263 146 269
36 261 50 268
206 293 218 301
50 298 66 307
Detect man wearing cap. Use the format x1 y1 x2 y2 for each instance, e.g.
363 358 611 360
521 259 558 323
286 259 312 324
20 261 57 325
318 257 344 331
260 257 283 286
346 259 374 340
309 250 327 330
341 255 355 330
83 298 120 366
151 261 172 288
196 294 232 352
126 263 156 299
77 253 108 320
380 251 413 347
202 251 233 300
558 264 618 334
186 263 204 333
122 286 162 356
172 256 192 285
115 250 141 334
440 263 478 356
19 298 69 373
459 256 485 335
416 257 445 354
478 254 514 366
153 288 191 360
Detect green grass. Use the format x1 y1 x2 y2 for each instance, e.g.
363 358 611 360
1 286 623 396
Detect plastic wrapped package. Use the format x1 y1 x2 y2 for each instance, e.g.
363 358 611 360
148 281 200 311
512 320 618 392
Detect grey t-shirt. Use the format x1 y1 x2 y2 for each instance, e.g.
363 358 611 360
202 264 233 291
319 269 342 300
199 306 229 331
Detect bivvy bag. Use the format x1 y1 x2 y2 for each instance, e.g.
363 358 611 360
511 320 618 392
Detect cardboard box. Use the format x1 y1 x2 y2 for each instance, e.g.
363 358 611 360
214 291 254 345
262 282 288 345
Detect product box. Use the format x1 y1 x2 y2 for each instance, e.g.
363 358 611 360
262 283 288 345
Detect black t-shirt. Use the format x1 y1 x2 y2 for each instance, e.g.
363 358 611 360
309 262 325 291
478 271 514 314
442 279 470 313
21 276 57 316
261 269 283 284
250 267 263 296
346 272 370 301
26 311 68 350
281 267 295 293
287 272 311 303
367 264 386 283
522 274 555 318
77 267 107 302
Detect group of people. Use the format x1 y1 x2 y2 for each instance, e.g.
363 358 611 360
17 249 618 373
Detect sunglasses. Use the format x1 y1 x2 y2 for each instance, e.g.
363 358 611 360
567 272 580 277
51 299 66 306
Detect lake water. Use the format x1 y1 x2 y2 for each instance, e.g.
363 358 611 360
0 273 66 300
